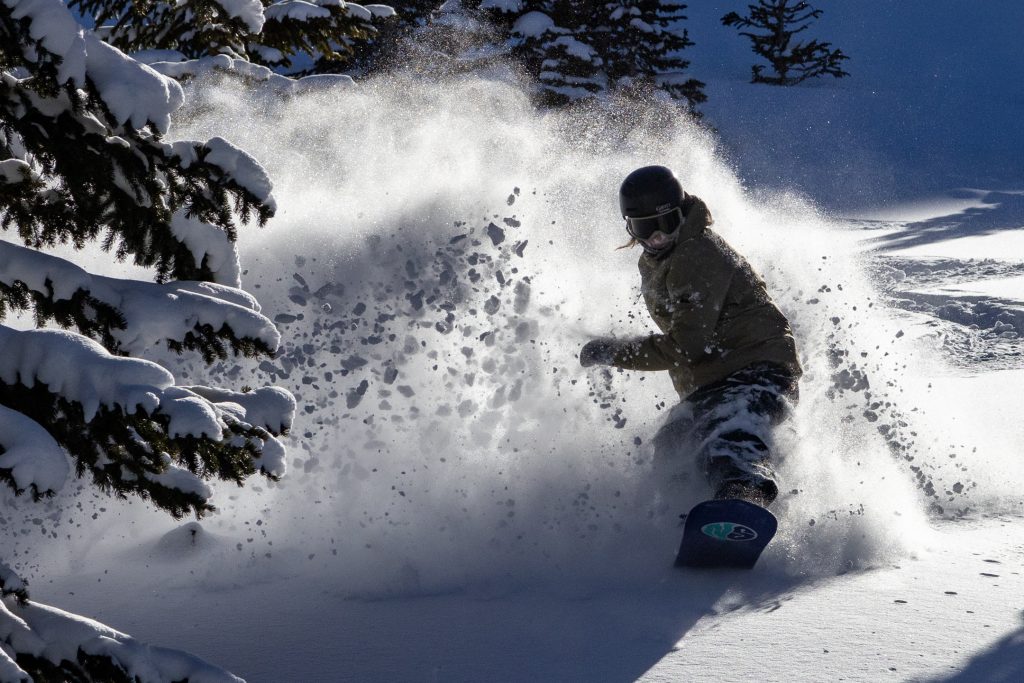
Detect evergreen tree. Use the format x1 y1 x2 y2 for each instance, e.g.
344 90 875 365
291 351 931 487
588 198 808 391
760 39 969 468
347 0 443 76
469 0 705 109
596 0 704 105
71 0 394 76
518 0 604 105
1 0 293 678
722 0 849 86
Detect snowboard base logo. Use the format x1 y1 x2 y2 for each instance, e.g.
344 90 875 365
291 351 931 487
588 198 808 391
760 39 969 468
701 522 758 542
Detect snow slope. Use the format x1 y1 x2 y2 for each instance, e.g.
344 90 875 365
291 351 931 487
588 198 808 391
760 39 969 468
7 2 1024 682
643 518 1024 683
32 514 1024 682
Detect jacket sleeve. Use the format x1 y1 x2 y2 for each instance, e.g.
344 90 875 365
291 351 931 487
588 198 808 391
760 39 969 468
611 240 734 372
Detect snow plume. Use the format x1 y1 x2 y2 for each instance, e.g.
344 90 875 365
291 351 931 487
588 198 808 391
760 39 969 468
16 73 1010 592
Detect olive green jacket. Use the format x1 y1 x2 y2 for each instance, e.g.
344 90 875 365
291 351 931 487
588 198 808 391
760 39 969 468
611 198 802 399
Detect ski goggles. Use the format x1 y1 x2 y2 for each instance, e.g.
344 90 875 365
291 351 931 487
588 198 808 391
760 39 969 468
636 229 676 252
625 207 684 241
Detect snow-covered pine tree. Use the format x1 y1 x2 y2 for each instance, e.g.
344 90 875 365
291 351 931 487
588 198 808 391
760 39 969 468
721 0 849 86
596 0 704 106
347 0 442 76
470 0 704 109
71 0 395 76
337 0 499 80
1 0 294 678
508 0 604 105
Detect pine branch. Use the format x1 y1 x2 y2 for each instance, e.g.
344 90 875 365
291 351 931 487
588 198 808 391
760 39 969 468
71 0 388 77
2 594 247 682
0 236 279 360
0 561 28 604
72 0 257 59
2 74 273 285
256 4 378 74
0 379 286 518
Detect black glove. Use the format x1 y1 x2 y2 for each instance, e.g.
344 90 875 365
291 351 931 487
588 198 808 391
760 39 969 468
579 338 621 368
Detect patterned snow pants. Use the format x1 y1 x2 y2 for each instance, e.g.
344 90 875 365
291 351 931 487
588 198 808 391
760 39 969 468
652 363 799 504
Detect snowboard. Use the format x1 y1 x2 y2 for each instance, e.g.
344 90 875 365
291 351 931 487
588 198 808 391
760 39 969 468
674 499 777 569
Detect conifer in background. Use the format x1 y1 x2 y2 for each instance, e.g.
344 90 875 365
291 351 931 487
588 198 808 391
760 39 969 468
347 0 442 76
722 0 849 86
1 0 294 678
469 0 706 109
515 0 603 104
71 0 393 75
596 0 705 105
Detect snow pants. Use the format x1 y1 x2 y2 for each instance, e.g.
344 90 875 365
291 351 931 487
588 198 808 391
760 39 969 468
652 362 799 504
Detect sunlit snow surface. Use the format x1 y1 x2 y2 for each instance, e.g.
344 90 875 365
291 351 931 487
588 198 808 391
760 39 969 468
5 70 1023 681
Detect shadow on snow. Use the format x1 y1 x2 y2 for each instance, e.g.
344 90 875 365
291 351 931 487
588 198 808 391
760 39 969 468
870 190 1024 252
229 569 813 682
925 611 1024 683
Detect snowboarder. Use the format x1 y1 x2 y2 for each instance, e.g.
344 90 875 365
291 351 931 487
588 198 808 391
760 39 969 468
579 165 802 509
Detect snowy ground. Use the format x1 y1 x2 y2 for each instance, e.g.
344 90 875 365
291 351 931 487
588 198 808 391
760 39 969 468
34 515 1024 682
644 518 1024 683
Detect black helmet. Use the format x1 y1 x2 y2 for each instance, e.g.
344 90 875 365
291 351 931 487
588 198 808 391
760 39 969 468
619 166 685 253
619 165 684 219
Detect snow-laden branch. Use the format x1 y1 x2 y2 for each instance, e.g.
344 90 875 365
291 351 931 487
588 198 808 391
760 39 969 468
512 11 559 38
216 0 267 34
147 54 355 95
265 0 332 22
0 403 68 497
2 4 280 284
168 137 276 218
3 0 185 132
480 0 525 12
167 210 243 287
186 385 295 435
0 324 294 436
0 326 173 421
0 160 36 186
0 563 26 601
1 595 245 682
0 239 280 356
0 325 293 501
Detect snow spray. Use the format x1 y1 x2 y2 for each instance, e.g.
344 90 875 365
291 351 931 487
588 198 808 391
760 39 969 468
4 71 1010 591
